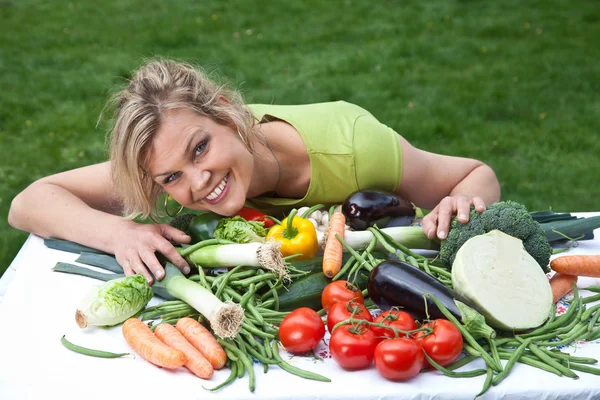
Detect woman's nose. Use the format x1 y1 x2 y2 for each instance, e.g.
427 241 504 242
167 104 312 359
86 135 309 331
189 167 210 194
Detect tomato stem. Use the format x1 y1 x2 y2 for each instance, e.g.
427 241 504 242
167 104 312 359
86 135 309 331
331 317 433 338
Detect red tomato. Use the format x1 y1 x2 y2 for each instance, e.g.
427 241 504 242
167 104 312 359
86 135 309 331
371 310 417 340
374 338 424 381
326 300 373 334
278 307 326 354
321 280 364 312
329 324 378 370
414 319 463 367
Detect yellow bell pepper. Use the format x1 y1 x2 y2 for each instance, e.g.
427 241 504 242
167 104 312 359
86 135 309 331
267 209 319 260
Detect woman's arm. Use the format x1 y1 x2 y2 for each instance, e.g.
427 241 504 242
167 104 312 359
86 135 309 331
396 137 501 240
8 162 190 283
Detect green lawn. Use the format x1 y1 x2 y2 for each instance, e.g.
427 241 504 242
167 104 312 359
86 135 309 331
1 0 599 277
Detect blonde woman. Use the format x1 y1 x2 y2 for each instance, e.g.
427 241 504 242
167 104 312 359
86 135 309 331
8 59 501 284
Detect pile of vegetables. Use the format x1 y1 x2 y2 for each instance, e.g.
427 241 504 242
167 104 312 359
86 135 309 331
45 194 600 397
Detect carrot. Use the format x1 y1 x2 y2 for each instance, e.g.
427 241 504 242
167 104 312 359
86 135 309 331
549 273 578 304
122 318 186 369
155 323 214 379
323 212 346 278
550 255 600 277
176 317 227 369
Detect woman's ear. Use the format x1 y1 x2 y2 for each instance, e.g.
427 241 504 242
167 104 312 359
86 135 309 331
218 95 231 105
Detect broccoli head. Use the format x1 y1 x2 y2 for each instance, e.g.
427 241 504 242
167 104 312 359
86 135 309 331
168 213 196 233
439 200 552 273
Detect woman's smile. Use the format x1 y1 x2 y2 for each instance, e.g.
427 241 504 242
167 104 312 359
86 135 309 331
203 172 230 204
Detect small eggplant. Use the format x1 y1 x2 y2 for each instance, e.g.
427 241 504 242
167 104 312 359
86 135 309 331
368 260 468 320
342 190 415 231
368 260 496 339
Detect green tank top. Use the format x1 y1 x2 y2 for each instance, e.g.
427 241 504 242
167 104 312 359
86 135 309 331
245 101 403 217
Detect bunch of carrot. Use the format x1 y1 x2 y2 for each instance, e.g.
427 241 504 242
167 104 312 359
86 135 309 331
122 317 226 379
549 254 600 304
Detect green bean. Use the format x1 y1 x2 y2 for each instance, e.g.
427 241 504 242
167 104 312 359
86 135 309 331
246 301 266 326
373 226 428 261
488 338 502 373
271 342 331 382
496 351 562 376
261 270 280 311
263 339 273 359
586 285 600 293
242 321 275 339
527 343 578 379
581 293 600 304
194 265 211 289
255 307 290 317
424 352 487 377
219 339 255 392
335 234 373 270
367 227 396 254
203 362 238 392
581 303 600 322
260 299 276 309
560 362 600 375
230 273 277 287
236 359 245 379
158 308 197 320
475 368 494 398
215 265 246 298
223 287 244 302
491 338 531 386
426 295 501 372
520 289 581 338
143 300 187 310
446 354 478 371
588 308 600 331
260 282 285 302
240 283 257 309
244 343 279 365
539 324 588 347
558 322 587 339
213 269 257 288
546 349 597 364
61 336 131 359
428 265 452 279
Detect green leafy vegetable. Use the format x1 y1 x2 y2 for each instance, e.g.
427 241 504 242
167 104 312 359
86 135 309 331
75 274 153 328
213 216 267 244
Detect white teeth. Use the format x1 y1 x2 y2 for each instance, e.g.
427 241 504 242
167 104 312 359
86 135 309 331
205 175 228 201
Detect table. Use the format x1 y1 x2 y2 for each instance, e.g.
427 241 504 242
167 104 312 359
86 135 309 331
1 214 599 400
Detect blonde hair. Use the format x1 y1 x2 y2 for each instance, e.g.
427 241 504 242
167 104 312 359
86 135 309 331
107 59 259 220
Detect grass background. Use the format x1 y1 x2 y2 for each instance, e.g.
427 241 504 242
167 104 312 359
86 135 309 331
1 0 599 277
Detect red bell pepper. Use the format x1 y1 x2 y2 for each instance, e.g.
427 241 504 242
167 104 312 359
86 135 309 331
235 206 275 228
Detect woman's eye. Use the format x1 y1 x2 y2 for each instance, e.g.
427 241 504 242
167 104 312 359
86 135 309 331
195 140 208 157
163 172 180 185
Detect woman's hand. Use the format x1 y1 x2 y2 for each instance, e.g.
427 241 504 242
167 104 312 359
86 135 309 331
112 220 192 284
422 195 487 240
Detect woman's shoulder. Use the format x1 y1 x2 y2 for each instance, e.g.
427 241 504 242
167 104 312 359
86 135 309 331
247 101 372 121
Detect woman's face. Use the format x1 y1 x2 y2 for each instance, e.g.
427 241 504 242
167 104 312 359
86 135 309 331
146 108 254 216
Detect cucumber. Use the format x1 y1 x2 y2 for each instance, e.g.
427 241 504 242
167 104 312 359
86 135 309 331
277 271 369 312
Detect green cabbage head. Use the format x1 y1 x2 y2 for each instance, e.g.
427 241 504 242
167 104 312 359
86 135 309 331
75 274 153 328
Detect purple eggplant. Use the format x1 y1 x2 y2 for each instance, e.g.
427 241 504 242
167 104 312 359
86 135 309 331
342 190 415 231
368 260 468 320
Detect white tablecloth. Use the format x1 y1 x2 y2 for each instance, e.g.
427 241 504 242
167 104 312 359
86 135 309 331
1 214 599 400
